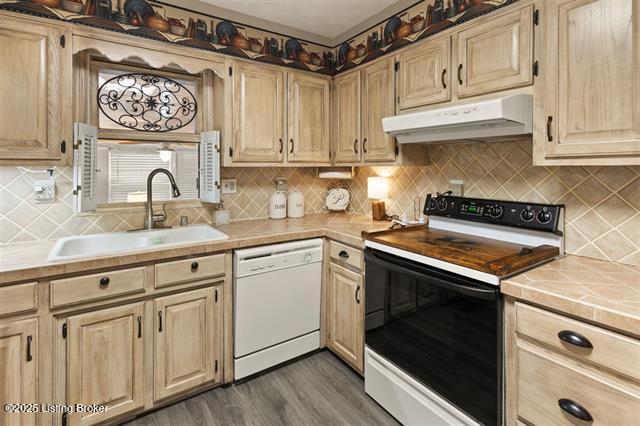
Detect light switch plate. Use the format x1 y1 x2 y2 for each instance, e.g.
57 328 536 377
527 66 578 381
221 179 237 194
34 178 56 203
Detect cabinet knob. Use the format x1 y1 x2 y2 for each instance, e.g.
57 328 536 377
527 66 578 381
99 277 110 288
338 250 349 259
191 261 199 272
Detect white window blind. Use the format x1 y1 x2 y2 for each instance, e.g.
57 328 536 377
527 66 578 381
107 148 198 203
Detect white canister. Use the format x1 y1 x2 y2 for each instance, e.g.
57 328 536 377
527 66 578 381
287 190 304 218
269 191 287 219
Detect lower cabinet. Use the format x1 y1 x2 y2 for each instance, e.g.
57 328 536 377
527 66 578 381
154 287 223 401
0 318 37 426
327 262 364 373
66 303 145 426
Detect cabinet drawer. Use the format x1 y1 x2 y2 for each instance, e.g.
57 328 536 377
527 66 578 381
329 241 363 271
517 342 640 425
515 302 640 381
0 282 37 316
50 268 145 308
155 254 225 288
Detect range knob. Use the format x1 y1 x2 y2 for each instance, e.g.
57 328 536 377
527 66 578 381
437 198 448 210
427 198 437 210
537 210 552 224
489 204 504 219
521 207 535 222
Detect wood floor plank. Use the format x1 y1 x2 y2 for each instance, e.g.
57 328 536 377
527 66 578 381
124 351 398 426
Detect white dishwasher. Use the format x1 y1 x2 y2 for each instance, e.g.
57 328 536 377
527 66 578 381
234 238 323 379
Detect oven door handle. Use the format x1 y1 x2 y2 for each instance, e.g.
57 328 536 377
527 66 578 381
365 250 498 301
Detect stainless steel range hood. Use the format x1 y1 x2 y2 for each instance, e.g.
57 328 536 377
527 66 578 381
382 94 533 144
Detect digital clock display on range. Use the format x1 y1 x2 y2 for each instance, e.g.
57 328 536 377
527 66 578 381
460 202 483 215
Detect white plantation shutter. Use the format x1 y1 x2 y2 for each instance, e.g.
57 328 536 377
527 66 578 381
73 123 98 213
199 131 220 203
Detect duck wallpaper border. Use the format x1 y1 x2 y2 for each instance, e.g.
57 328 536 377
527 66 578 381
0 0 515 76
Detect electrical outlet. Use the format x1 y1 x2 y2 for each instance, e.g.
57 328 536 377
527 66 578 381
34 179 56 203
221 179 237 194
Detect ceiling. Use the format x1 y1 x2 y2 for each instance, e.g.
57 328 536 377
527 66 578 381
161 0 415 46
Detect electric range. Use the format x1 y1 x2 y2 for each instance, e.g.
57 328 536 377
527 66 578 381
361 195 564 426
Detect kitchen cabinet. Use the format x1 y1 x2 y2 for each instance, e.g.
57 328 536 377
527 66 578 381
505 299 640 425
455 5 532 99
287 72 331 163
535 0 640 165
154 286 223 401
327 262 364 373
66 302 145 425
0 318 37 426
0 17 71 164
231 62 285 163
332 71 361 163
362 58 396 162
396 35 451 110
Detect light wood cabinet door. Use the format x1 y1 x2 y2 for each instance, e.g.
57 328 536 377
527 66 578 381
362 58 396 162
332 71 361 163
0 18 70 162
0 319 37 426
538 0 640 163
154 286 223 401
328 262 364 373
287 72 330 163
397 36 451 110
66 303 144 426
231 62 285 163
455 5 533 98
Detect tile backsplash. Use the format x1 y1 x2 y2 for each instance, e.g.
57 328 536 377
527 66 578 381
1 138 639 266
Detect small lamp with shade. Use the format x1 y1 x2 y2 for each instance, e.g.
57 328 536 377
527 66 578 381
368 176 389 221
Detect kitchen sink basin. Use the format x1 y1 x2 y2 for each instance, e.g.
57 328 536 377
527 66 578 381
47 225 229 262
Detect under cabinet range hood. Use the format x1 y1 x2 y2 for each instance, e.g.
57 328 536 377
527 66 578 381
382 94 533 144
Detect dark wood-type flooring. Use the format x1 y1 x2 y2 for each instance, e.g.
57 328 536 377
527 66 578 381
123 351 398 426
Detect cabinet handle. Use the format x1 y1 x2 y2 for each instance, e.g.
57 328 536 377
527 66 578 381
191 261 199 272
441 68 447 89
338 250 349 259
26 335 33 362
290 139 294 154
547 116 553 142
158 311 163 332
137 316 142 339
355 285 361 304
558 398 593 422
278 138 283 153
363 138 368 154
457 64 463 85
99 277 110 288
353 139 358 154
557 330 593 349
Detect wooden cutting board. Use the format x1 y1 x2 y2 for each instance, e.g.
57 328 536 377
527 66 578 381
362 226 559 277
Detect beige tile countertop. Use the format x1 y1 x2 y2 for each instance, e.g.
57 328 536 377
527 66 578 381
502 255 640 337
0 213 390 285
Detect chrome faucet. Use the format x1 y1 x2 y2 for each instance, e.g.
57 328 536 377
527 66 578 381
146 168 181 230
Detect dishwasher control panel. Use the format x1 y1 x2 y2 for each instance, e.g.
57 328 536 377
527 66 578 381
234 238 323 278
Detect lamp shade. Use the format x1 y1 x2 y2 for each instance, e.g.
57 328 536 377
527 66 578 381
368 176 389 200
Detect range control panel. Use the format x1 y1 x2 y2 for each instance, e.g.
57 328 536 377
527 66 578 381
424 195 564 234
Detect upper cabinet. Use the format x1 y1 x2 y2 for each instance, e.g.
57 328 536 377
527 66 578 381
535 0 640 165
287 72 331 163
362 58 396 162
397 35 451 111
230 62 285 163
333 71 362 163
0 16 71 165
455 5 533 98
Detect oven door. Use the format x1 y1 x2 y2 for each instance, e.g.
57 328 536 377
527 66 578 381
364 248 502 426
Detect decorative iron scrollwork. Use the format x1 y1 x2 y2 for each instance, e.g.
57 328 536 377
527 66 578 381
98 73 197 132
